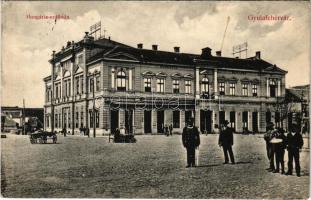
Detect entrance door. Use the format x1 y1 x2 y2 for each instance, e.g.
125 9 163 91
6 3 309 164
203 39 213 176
185 110 192 126
219 111 225 126
144 110 152 133
110 110 119 134
252 112 258 133
157 110 164 133
200 110 212 133
125 110 133 134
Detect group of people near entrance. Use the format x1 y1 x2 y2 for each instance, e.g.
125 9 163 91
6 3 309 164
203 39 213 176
182 118 235 168
164 124 173 136
182 117 303 176
264 122 304 177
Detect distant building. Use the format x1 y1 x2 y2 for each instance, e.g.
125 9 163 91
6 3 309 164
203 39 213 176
1 106 44 132
286 84 309 133
44 32 287 136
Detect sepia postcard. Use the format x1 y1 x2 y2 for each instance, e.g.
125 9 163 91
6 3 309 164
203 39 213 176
1 1 310 199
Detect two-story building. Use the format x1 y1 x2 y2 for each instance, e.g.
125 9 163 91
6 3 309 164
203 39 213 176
43 32 287 136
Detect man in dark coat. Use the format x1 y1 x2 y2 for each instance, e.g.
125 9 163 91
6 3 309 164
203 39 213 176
182 117 200 168
273 128 287 174
218 120 235 164
264 122 276 171
286 123 304 177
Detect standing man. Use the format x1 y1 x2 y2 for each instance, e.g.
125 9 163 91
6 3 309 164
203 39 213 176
218 120 235 164
182 117 200 168
286 123 304 177
272 128 286 174
264 122 276 171
169 124 173 136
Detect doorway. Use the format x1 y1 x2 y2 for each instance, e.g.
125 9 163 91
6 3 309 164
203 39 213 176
144 110 152 133
125 110 133 134
157 110 164 133
110 110 119 134
252 112 258 133
200 110 212 133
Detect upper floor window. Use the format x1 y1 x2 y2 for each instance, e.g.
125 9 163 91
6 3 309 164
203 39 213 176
157 78 165 93
201 77 209 94
252 84 258 96
89 77 94 93
172 80 179 94
75 77 80 95
269 79 276 97
242 83 248 96
185 80 191 94
229 83 236 96
219 82 225 95
144 78 152 92
117 70 126 91
81 77 84 94
95 76 100 92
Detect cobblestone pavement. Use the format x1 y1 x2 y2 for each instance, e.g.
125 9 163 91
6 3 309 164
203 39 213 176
1 133 309 198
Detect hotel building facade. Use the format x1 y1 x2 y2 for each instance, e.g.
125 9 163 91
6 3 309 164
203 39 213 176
43 32 287 136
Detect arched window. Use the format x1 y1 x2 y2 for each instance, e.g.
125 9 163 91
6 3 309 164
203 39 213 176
201 77 209 94
269 79 276 97
117 70 126 91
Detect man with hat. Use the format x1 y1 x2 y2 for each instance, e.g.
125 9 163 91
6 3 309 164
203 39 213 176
285 123 304 177
182 117 200 168
264 122 276 171
218 120 235 164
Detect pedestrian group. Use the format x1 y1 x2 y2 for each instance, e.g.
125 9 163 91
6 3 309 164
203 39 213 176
182 117 303 177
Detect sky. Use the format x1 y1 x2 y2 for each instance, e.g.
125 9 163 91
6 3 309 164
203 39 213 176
1 1 310 108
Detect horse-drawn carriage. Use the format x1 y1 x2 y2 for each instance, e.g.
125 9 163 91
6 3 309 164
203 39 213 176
29 130 57 144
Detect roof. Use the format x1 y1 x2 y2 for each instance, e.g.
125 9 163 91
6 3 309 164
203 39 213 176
51 37 131 63
87 45 287 73
88 46 198 66
50 35 287 74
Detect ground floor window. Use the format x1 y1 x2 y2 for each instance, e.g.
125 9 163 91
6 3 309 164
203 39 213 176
75 112 79 128
95 110 99 128
55 114 58 128
80 111 84 128
173 110 180 128
89 111 93 128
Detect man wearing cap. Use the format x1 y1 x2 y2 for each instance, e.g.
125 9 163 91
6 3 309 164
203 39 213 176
218 120 235 164
286 123 304 177
182 117 200 168
264 122 276 171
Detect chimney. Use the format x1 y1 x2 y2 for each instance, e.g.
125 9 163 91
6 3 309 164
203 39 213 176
174 46 180 53
108 36 111 41
216 51 221 56
83 31 94 43
137 43 143 49
255 51 261 59
152 44 158 51
201 47 212 57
